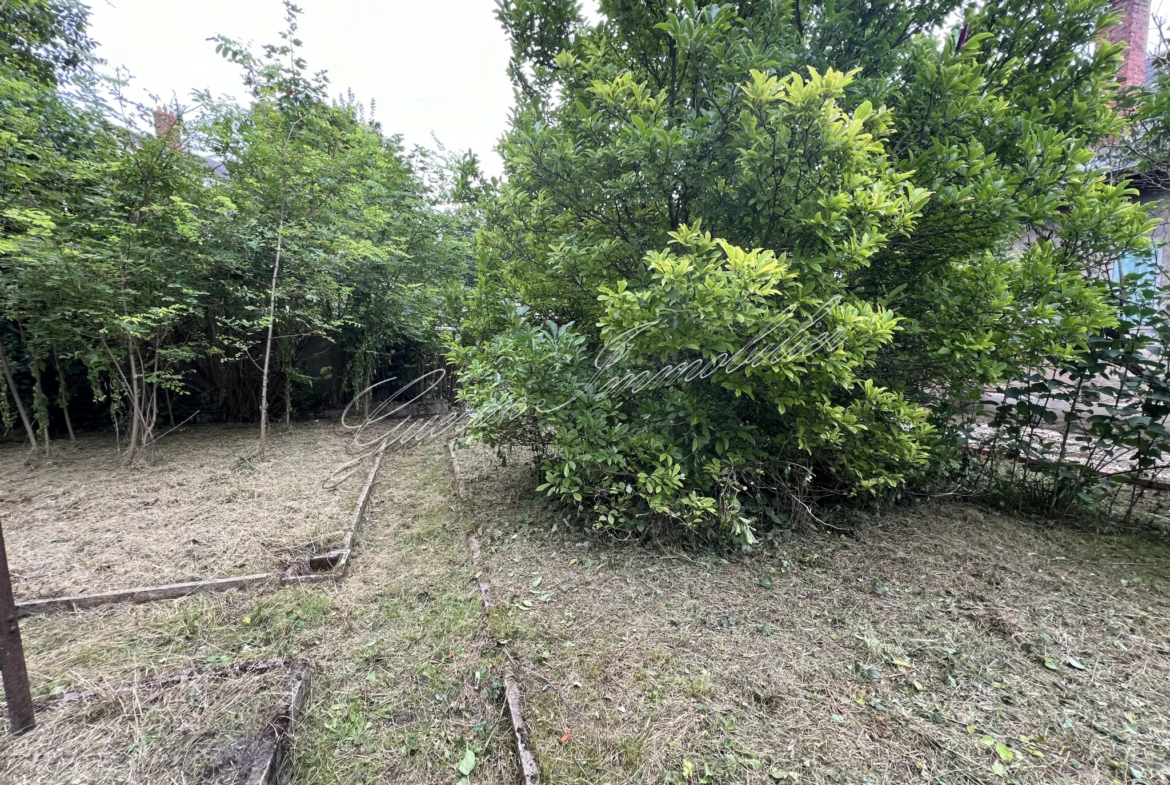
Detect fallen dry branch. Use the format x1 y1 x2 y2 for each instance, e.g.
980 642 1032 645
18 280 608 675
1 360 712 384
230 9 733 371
447 441 542 785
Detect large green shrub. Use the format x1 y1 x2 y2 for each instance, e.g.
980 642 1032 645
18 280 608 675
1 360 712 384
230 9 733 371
457 0 1154 542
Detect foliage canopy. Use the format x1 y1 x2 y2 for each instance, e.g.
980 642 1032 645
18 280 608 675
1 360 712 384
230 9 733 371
0 1 474 459
457 0 1155 541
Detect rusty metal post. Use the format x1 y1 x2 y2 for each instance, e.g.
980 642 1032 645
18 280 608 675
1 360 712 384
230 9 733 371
0 520 34 734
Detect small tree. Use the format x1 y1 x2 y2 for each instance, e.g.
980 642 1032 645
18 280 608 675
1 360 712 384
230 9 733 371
209 4 396 453
0 0 99 452
207 4 474 448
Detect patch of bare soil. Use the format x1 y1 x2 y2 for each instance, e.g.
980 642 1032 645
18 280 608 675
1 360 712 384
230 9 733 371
0 422 363 598
1 664 292 785
456 442 1170 784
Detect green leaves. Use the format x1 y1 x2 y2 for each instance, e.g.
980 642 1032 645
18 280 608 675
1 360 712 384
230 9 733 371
1 2 469 452
458 0 1154 540
457 748 476 776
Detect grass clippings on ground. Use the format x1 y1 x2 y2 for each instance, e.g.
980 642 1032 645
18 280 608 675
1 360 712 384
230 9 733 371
455 441 1170 785
2 662 295 785
6 440 518 785
0 422 363 599
9 426 1168 785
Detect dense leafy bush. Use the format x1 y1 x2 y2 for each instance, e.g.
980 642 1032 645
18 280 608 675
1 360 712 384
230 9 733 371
456 0 1154 542
459 220 933 541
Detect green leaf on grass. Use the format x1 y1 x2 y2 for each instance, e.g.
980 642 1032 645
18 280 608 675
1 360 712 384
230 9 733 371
457 749 476 776
759 576 773 589
995 742 1014 763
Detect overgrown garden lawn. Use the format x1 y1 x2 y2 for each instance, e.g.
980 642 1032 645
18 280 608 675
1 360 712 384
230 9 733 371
1 423 362 599
3 431 1168 784
460 444 1170 785
5 441 516 785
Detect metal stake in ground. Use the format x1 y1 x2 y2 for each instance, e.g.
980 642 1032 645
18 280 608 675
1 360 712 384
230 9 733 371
0 520 35 733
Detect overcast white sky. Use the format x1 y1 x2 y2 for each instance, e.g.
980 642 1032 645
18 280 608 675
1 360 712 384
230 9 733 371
87 0 518 177
86 0 1170 179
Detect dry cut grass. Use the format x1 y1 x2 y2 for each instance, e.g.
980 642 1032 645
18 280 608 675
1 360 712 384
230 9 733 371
455 442 1170 785
6 441 518 785
1 664 293 785
0 422 364 599
9 429 1168 785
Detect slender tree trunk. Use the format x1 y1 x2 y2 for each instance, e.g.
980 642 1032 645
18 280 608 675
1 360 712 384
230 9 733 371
0 521 34 734
363 362 371 421
125 337 142 463
28 358 49 451
54 355 76 442
145 332 162 445
284 355 292 430
259 216 285 458
165 385 175 428
0 336 36 451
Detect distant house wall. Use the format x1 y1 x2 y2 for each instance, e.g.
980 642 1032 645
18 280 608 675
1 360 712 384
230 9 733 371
1135 187 1170 284
1109 0 1163 281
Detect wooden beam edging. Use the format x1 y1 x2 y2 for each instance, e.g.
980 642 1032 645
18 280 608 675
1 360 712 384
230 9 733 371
503 661 541 785
28 657 311 785
15 439 393 616
282 438 390 585
446 441 542 785
280 549 350 586
245 658 311 785
342 438 390 551
16 573 272 618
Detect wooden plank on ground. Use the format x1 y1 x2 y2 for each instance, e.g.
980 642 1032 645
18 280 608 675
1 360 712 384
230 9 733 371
15 573 271 617
245 659 311 785
447 441 542 785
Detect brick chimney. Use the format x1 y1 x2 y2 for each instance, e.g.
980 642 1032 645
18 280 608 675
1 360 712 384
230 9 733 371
1108 0 1149 88
152 108 181 148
